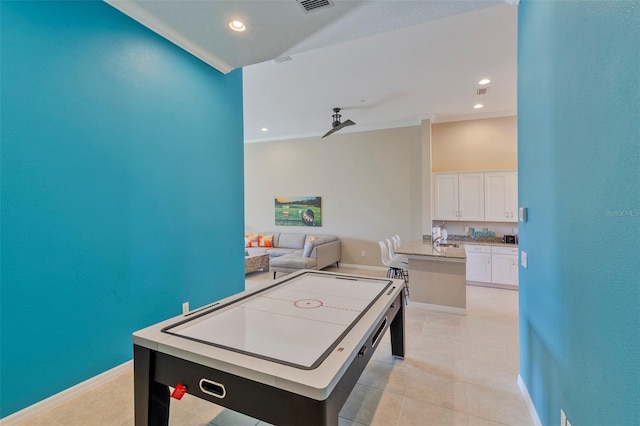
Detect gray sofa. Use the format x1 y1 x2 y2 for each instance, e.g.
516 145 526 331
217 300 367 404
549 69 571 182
245 232 341 278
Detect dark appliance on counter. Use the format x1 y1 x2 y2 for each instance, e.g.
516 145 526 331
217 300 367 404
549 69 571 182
503 235 518 244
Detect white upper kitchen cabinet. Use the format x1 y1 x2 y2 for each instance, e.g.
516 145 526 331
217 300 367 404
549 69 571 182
433 172 484 221
458 173 485 221
433 173 459 220
485 171 518 222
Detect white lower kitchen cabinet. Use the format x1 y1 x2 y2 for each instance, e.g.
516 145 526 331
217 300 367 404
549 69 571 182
465 245 492 283
491 255 519 287
465 244 519 288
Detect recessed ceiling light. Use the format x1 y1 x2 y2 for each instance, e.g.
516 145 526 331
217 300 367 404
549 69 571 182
229 20 246 32
261 128 268 132
474 104 484 109
478 78 491 85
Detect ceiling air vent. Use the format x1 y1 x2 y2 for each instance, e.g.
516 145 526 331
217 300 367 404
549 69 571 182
297 0 334 13
476 88 488 95
274 56 292 63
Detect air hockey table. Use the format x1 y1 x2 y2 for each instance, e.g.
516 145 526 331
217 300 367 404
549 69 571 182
133 270 405 426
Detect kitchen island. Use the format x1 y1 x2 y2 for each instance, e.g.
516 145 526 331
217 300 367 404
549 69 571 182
395 241 467 313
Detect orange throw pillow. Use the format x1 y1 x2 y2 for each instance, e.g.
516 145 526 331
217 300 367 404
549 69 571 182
244 234 258 247
259 235 273 247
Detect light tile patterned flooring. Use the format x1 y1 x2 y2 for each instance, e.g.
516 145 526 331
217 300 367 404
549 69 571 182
19 267 532 426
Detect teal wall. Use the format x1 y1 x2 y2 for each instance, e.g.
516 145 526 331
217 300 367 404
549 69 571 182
1 0 244 417
518 1 639 425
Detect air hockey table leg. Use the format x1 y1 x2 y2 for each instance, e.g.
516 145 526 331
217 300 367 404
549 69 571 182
134 345 170 426
389 292 406 358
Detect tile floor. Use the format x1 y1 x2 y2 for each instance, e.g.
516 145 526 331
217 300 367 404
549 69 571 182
18 267 532 426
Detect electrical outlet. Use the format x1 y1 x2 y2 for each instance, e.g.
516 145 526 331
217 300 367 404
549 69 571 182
361 250 366 257
521 251 528 268
182 302 189 315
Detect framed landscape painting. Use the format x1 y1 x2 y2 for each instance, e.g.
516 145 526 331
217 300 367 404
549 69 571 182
275 196 322 227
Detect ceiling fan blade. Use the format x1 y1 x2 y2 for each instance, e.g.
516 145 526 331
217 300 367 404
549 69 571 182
321 119 356 138
340 119 356 128
321 127 338 138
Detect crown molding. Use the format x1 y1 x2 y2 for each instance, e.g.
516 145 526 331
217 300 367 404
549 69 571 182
430 109 518 123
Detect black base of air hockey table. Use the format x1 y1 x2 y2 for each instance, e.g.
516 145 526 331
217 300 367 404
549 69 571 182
133 270 405 426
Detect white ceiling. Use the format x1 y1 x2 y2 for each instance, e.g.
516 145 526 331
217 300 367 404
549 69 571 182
105 1 518 143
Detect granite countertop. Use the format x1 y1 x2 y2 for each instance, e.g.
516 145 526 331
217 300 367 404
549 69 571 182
395 241 467 260
460 240 519 248
422 234 518 248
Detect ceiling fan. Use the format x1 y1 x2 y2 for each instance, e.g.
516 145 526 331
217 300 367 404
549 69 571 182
321 107 356 138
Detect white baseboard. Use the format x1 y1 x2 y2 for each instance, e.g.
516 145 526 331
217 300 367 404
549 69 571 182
467 280 518 291
518 374 543 426
408 301 467 315
0 361 133 426
336 263 387 272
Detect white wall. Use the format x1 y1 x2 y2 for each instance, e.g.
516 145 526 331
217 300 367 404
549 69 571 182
245 126 423 266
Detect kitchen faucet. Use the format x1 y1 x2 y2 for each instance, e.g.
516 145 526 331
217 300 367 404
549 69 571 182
432 236 442 246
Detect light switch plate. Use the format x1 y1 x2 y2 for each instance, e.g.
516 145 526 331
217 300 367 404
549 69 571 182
519 207 528 222
521 251 528 268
